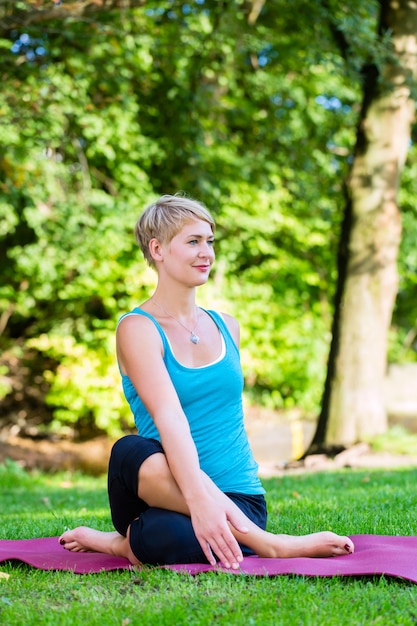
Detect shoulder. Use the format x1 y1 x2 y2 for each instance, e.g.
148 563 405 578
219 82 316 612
118 309 151 327
117 310 158 335
215 311 240 347
220 311 239 331
117 309 163 351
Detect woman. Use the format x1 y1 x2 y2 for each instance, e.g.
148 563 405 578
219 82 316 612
60 194 354 568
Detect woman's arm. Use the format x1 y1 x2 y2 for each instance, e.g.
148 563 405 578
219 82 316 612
116 315 248 568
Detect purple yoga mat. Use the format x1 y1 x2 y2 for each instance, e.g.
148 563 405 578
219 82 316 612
0 535 416 582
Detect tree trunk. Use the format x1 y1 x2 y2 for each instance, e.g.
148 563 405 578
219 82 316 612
310 0 417 450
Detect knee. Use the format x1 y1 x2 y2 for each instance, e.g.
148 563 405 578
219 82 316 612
110 435 137 458
139 452 170 484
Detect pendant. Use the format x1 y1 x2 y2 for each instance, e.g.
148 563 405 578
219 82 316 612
190 332 200 344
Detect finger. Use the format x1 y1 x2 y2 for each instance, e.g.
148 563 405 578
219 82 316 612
210 533 243 569
206 542 217 566
196 536 216 566
227 511 249 535
197 532 232 568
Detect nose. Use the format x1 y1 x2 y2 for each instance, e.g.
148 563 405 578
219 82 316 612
198 242 214 258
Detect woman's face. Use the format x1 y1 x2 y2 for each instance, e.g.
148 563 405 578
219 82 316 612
160 219 215 286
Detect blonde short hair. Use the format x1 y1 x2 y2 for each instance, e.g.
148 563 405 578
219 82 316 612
135 193 216 267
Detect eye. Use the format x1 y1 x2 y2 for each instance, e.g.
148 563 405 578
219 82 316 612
188 239 198 245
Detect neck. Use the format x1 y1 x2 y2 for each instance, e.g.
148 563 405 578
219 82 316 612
151 299 198 320
151 287 196 316
150 297 201 345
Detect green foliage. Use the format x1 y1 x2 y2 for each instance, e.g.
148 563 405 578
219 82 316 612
27 334 131 437
0 0 415 435
391 141 417 362
0 364 12 399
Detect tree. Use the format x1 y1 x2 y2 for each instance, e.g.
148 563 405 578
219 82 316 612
310 0 417 450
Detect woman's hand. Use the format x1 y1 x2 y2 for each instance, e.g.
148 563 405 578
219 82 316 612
188 493 249 568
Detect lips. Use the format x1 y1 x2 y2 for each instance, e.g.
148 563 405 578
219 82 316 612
193 264 211 270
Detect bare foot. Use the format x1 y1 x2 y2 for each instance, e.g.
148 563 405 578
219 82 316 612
59 526 140 566
257 531 354 559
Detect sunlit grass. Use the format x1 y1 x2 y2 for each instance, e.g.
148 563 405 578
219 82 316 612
1 460 417 625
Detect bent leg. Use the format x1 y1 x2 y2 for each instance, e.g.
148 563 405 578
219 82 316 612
60 435 165 565
129 508 206 565
60 435 354 561
136 452 354 558
108 435 165 536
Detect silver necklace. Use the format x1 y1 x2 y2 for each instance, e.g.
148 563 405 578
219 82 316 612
153 301 200 344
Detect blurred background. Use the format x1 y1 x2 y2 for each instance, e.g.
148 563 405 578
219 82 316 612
0 1 416 471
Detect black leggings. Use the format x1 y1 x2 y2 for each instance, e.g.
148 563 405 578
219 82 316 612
107 434 267 565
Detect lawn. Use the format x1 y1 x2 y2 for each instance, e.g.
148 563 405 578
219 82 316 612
1 459 417 625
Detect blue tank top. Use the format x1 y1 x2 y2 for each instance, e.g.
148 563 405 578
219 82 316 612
118 308 264 495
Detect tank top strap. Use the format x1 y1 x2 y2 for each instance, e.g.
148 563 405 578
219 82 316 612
118 308 237 356
204 309 239 355
117 308 169 350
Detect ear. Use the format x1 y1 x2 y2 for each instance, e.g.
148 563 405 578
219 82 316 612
148 238 164 263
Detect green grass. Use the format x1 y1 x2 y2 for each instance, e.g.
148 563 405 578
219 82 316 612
1 459 417 625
